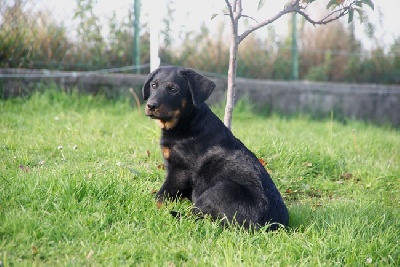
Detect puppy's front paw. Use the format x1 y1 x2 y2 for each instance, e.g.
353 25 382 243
156 200 163 209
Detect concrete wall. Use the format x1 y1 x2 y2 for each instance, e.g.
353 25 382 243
1 68 399 127
0 68 145 98
232 78 400 127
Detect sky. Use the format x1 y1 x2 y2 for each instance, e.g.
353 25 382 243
32 0 400 51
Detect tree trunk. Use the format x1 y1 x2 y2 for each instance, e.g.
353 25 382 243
220 0 372 128
223 24 239 130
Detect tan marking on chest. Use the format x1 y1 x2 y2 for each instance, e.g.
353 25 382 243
155 109 181 130
161 146 171 160
155 119 166 129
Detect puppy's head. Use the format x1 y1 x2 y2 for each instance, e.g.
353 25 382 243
142 66 215 130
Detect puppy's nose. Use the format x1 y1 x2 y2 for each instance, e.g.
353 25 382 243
147 102 159 111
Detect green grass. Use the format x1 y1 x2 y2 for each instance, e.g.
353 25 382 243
1 89 399 266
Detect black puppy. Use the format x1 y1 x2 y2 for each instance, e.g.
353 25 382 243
142 66 289 230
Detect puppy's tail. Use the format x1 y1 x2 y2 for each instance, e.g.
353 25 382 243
170 210 181 218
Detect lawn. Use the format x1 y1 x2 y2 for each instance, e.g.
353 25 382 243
0 89 399 266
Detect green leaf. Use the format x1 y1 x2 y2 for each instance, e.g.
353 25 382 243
348 7 354 23
258 0 266 10
355 7 364 23
326 0 337 9
361 0 374 10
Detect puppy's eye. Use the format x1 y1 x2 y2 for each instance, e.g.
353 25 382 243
168 86 178 93
150 82 157 89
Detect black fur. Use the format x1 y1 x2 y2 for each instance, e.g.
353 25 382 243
142 66 289 230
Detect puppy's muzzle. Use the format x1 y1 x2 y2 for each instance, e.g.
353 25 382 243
145 101 161 118
146 101 159 112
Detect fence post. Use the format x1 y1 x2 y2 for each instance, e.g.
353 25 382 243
291 12 299 80
149 0 160 72
133 0 141 74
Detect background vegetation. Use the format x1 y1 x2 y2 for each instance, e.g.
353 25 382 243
0 0 399 83
0 88 399 265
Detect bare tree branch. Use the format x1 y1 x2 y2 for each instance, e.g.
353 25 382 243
238 1 299 44
238 0 360 44
297 1 355 26
224 0 235 26
320 5 350 22
236 0 242 18
298 8 349 26
232 0 237 13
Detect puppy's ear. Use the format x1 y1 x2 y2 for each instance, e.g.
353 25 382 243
142 68 161 100
179 68 215 107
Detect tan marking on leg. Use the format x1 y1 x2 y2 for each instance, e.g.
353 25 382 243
161 146 171 160
156 200 163 209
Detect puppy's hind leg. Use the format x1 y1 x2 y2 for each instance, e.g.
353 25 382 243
192 181 259 228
